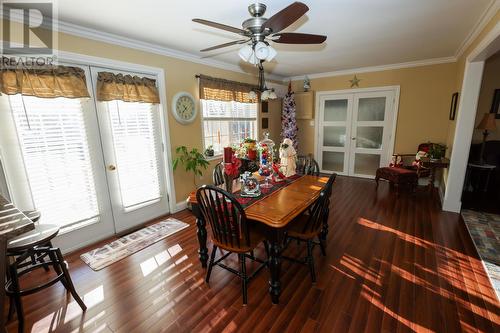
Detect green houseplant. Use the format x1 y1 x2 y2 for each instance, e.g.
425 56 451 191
428 143 447 161
172 146 210 187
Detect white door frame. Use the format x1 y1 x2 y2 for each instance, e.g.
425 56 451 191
443 22 500 212
54 50 178 217
314 86 400 176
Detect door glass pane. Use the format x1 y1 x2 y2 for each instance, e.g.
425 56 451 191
354 154 380 176
323 126 346 147
358 97 386 121
356 127 383 149
322 151 344 172
324 99 347 121
108 101 162 208
10 95 100 228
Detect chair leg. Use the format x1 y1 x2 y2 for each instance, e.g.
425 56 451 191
249 250 255 260
318 236 327 257
306 241 316 283
263 241 270 259
205 245 217 283
239 253 248 305
54 248 87 311
8 264 24 333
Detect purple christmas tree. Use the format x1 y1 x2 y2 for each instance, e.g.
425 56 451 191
281 83 298 151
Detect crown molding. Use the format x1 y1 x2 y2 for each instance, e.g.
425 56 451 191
455 0 500 59
286 56 457 81
1 9 286 82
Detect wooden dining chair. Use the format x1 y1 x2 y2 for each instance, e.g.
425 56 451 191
213 161 225 186
196 185 268 304
283 173 336 282
297 154 320 176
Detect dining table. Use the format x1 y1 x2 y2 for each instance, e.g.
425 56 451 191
0 195 35 333
187 174 329 304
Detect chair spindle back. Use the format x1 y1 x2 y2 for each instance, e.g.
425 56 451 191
196 185 250 250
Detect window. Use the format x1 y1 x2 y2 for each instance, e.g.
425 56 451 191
106 100 162 208
201 99 257 155
9 95 100 228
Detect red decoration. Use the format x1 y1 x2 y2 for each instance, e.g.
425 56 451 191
224 155 241 177
223 147 233 163
247 149 257 160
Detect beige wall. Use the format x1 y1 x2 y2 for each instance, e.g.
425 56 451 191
472 51 500 143
291 62 458 156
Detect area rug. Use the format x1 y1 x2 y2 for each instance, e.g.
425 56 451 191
461 209 500 299
80 218 189 271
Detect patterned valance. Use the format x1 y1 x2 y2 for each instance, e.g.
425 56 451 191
96 72 160 104
198 74 257 103
0 58 90 98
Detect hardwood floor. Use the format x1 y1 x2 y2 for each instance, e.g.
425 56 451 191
4 176 499 332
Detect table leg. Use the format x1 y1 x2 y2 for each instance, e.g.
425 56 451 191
268 230 283 304
428 167 436 191
193 205 208 268
1 236 7 333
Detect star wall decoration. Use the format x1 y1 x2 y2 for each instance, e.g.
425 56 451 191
349 75 361 88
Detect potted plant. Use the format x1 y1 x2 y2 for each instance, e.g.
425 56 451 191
172 146 210 187
428 143 447 161
204 145 214 157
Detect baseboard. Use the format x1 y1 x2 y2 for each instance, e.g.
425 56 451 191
175 200 188 213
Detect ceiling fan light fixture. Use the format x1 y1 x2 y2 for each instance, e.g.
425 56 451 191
265 45 277 62
254 41 269 60
248 90 257 100
261 90 270 101
268 89 277 100
238 44 253 61
248 52 260 65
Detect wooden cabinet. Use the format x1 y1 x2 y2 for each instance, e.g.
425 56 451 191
295 91 314 119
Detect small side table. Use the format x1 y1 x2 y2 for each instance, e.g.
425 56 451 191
464 163 496 192
421 157 450 190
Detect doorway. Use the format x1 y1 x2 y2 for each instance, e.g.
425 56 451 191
315 87 399 178
0 62 171 251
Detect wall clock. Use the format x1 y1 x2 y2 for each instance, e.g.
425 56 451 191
172 92 197 124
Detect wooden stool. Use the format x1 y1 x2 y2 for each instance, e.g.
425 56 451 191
375 167 418 195
5 224 86 333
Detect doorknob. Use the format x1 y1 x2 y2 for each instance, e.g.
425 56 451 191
108 165 116 171
351 137 356 140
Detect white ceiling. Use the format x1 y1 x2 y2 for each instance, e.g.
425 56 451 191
53 0 494 78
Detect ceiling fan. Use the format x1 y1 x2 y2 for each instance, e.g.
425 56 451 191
193 2 326 59
193 2 326 99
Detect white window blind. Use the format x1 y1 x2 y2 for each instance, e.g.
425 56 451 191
201 100 257 155
107 100 162 208
9 95 100 228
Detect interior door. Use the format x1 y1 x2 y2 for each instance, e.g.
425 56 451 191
91 67 169 233
317 94 353 175
349 91 395 178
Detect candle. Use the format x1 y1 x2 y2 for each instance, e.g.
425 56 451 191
224 147 233 163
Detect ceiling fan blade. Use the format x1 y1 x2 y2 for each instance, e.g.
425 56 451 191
200 40 248 52
273 32 327 44
193 18 246 35
261 2 309 33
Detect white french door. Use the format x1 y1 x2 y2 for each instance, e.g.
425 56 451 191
0 63 169 251
91 67 169 233
317 88 397 178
